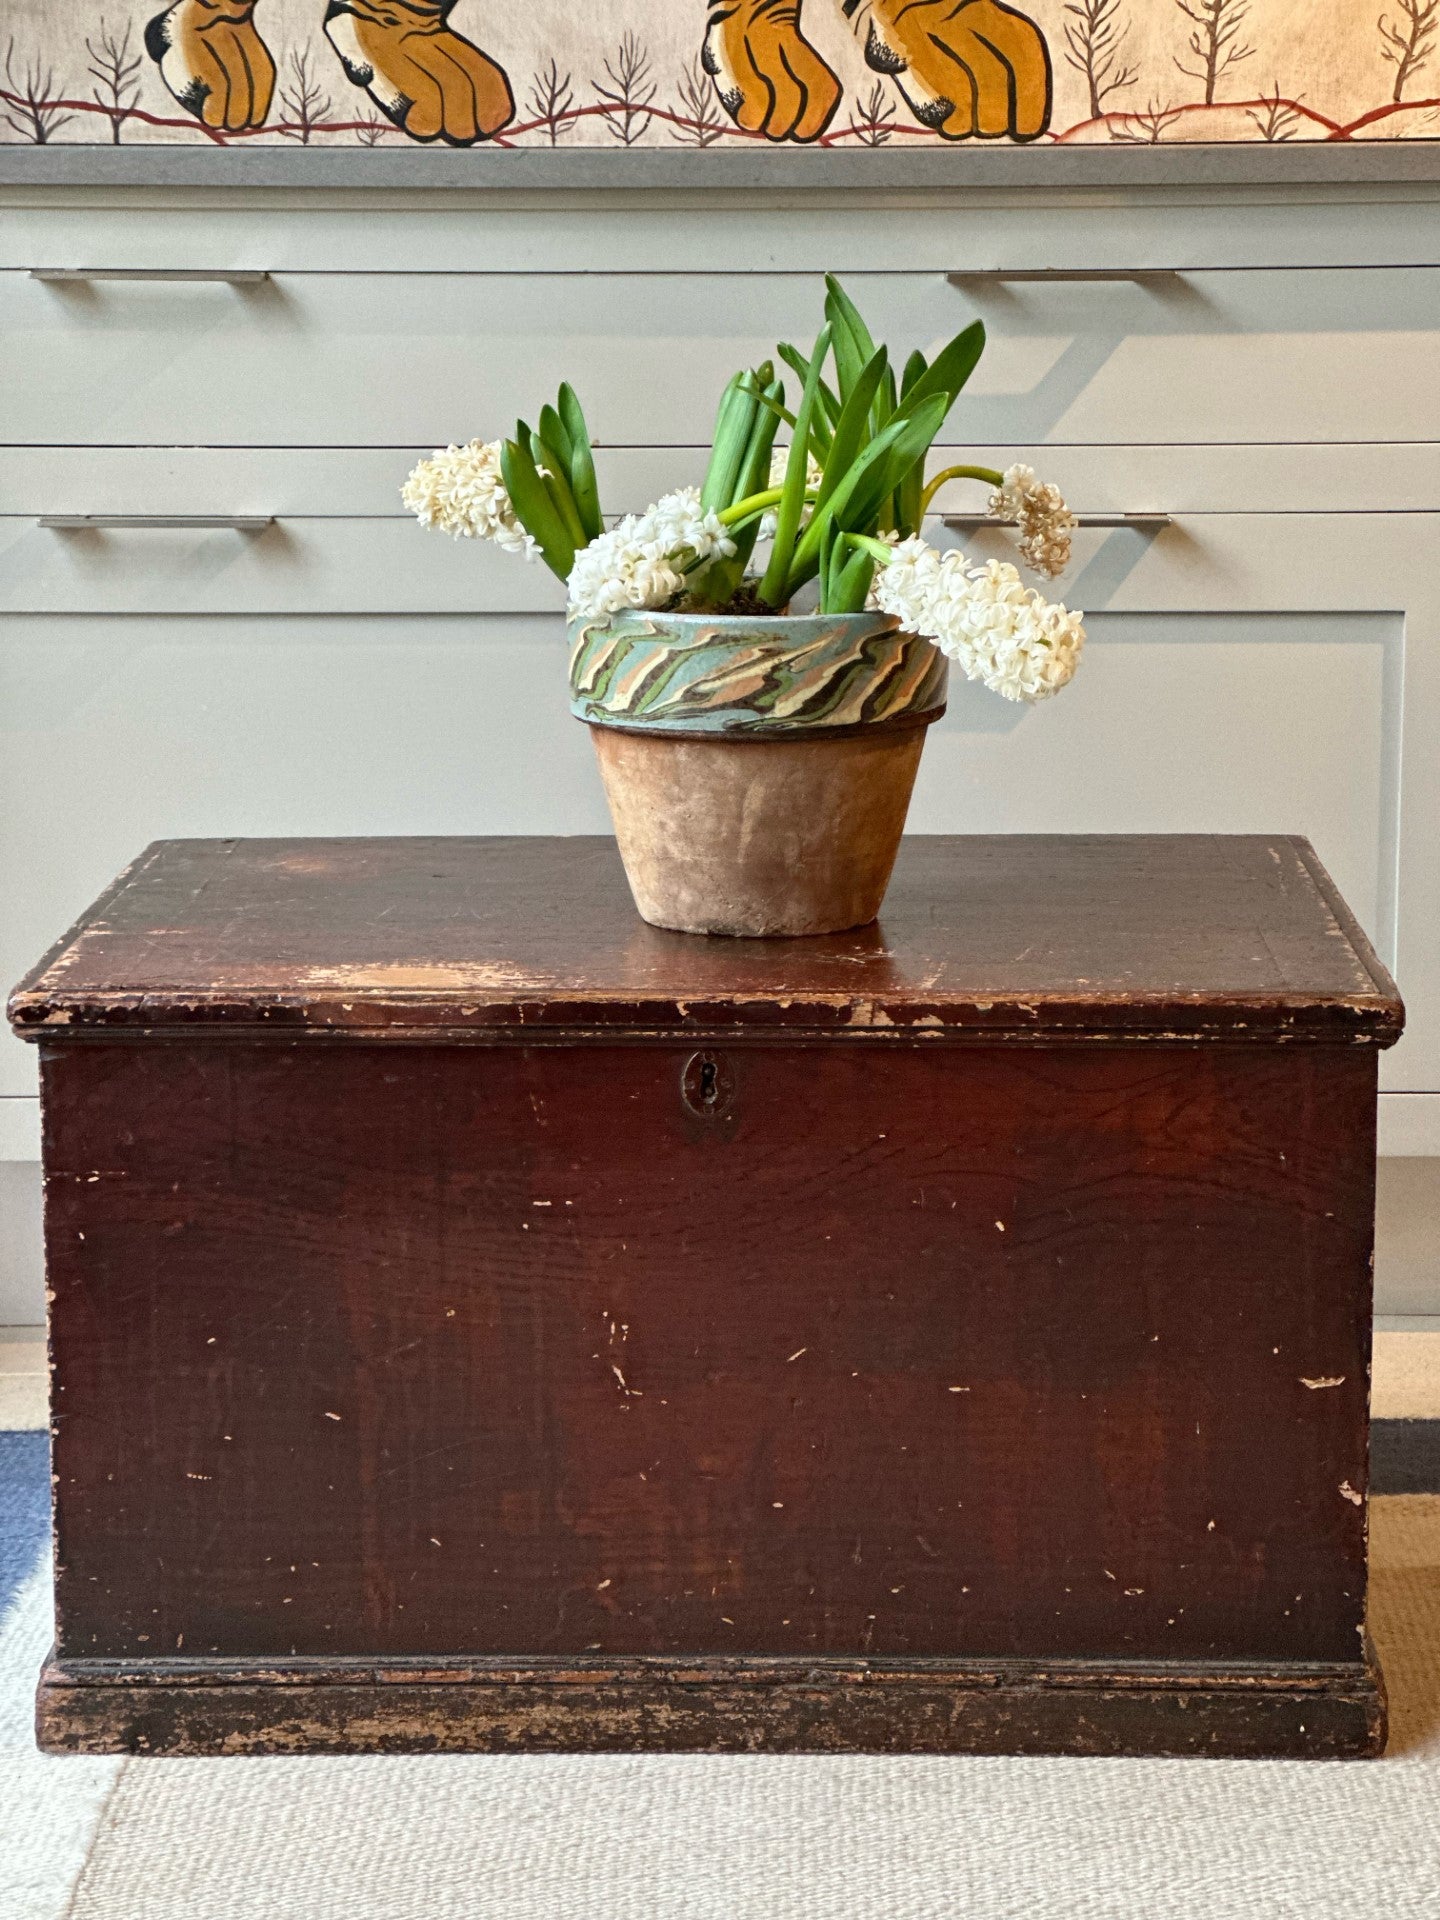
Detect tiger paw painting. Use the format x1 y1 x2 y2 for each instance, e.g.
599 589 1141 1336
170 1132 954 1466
702 0 1052 143
3 0 1439 147
145 0 515 142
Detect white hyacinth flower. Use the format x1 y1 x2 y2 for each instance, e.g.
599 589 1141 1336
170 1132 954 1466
401 439 537 557
758 445 826 540
987 463 1077 579
566 487 736 621
873 538 1085 703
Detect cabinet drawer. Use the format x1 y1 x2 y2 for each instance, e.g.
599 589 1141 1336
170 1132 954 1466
0 512 553 617
8 443 1440 619
9 443 1440 527
7 267 1440 448
8 197 1439 278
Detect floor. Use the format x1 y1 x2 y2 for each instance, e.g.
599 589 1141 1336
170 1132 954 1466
0 1330 46 1432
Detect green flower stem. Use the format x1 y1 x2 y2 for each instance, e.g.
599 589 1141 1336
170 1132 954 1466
716 484 819 531
752 390 800 431
717 485 784 528
839 532 896 565
918 463 1004 518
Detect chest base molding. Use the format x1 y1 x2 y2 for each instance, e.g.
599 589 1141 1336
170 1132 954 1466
36 1645 1385 1760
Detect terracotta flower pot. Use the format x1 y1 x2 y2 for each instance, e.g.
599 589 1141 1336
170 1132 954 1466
569 609 947 937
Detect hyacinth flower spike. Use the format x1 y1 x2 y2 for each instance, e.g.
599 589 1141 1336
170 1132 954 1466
842 532 1085 704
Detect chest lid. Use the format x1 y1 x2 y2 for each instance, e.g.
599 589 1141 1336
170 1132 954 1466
7 835 1402 1046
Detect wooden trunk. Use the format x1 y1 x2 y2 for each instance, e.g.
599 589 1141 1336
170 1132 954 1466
7 835 1402 1757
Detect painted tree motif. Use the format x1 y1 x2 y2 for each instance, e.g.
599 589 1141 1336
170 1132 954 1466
1064 0 1137 121
527 58 578 145
2 38 72 140
1379 0 1439 103
1173 0 1254 105
595 31 656 146
85 17 142 140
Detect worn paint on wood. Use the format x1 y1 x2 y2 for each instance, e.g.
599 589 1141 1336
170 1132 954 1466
37 1644 1387 1759
8 835 1401 1757
6 834 1403 1044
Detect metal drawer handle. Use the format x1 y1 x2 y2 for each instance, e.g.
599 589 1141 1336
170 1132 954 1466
947 269 1177 285
40 515 274 531
943 512 1171 532
31 268 269 284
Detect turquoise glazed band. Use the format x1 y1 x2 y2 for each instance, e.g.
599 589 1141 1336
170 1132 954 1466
568 610 948 736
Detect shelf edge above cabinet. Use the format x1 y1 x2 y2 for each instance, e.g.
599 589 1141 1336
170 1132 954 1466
8 146 1440 196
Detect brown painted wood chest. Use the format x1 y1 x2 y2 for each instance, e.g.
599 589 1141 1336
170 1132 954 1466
8 834 1403 1758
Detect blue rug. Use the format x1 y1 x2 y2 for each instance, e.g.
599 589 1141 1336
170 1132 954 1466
0 1429 49 1617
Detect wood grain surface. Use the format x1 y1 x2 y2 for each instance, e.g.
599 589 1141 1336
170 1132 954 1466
7 835 1403 1044
12 835 1397 1755
40 1037 1377 1666
36 1646 1386 1759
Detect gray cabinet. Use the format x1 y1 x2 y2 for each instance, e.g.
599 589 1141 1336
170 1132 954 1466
4 183 1440 1195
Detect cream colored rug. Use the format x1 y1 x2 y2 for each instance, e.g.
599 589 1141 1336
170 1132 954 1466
1 1495 1425 1920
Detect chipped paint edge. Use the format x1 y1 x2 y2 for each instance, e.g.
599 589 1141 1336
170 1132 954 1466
35 1642 1387 1758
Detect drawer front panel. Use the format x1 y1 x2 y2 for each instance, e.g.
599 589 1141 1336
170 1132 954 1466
0 513 556 617
0 511 1407 625
7 268 1440 447
8 198 1440 276
9 443 1440 526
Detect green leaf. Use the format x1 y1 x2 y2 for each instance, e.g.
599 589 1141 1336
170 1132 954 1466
816 519 836 610
743 378 784 492
692 374 783 607
824 275 878 403
850 324 985 536
893 355 931 536
705 364 775 513
813 345 888 519
793 393 948 577
537 404 573 470
557 382 603 542
893 453 926 540
543 470 588 550
873 360 899 523
823 544 876 616
501 425 575 583
900 348 928 399
776 341 810 384
759 323 831 608
777 341 838 453
529 425 587 550
751 388 800 432
901 320 986 417
726 376 783 580
701 373 753 514
837 394 951 531
874 360 897 431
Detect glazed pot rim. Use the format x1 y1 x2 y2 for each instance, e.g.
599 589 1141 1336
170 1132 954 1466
576 701 947 742
569 609 946 737
571 609 902 639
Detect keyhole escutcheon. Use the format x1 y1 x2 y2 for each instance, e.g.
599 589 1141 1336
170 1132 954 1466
681 1051 734 1119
